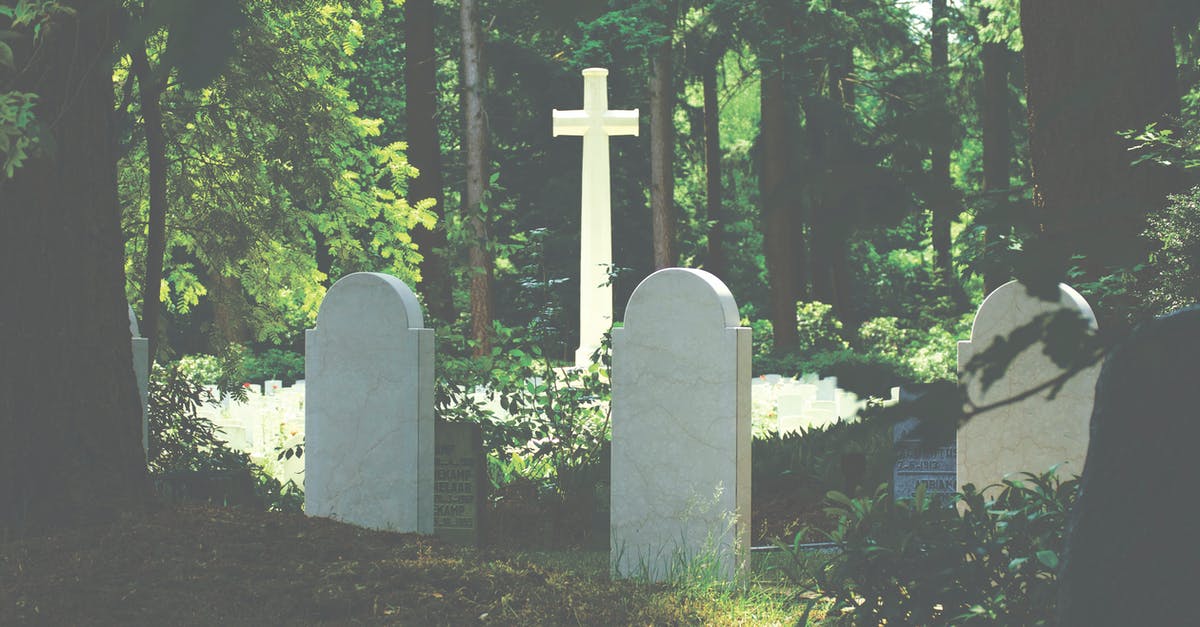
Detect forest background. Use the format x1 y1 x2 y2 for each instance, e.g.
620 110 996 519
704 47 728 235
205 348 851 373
50 0 1195 380
4 0 1200 535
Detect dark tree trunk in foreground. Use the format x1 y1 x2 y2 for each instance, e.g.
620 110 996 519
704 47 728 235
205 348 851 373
702 63 725 279
649 3 676 270
1058 308 1200 626
460 0 493 355
405 0 453 322
1021 0 1180 281
760 54 801 353
0 1 150 533
980 7 1011 295
130 44 168 362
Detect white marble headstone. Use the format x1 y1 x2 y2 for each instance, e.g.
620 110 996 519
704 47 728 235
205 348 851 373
305 272 434 533
128 305 150 458
957 280 1100 497
611 268 751 582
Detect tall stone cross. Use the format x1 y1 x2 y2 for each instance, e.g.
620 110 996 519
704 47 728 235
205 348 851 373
553 67 639 367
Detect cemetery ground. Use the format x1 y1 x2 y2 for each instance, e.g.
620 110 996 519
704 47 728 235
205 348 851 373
0 503 822 625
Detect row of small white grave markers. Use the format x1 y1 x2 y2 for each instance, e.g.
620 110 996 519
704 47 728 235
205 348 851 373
752 374 898 434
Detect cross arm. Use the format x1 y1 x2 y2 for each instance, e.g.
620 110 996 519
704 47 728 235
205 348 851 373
552 109 589 137
602 109 639 137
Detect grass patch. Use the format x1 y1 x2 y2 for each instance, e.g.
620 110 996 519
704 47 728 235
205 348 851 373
1 505 825 625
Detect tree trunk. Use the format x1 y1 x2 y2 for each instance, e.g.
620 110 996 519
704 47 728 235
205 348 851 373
649 5 676 270
130 44 168 362
1021 0 1180 282
404 0 453 322
760 54 801 353
930 0 958 302
0 1 150 533
702 63 725 279
980 7 1011 295
460 0 493 355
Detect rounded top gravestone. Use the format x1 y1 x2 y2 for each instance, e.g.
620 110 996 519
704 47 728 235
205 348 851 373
957 280 1101 497
968 280 1097 343
305 272 434 534
623 268 740 333
610 267 751 584
316 272 424 331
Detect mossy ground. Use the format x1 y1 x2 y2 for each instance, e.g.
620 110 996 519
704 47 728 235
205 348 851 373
1 505 827 625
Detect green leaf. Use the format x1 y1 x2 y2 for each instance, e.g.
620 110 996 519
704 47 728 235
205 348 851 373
0 41 12 70
826 490 854 508
1036 550 1059 570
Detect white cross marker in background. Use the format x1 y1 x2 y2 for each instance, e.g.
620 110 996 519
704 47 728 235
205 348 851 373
553 67 639 367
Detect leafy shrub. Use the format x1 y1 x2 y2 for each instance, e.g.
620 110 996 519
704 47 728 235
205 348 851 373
857 315 968 383
436 322 611 490
1140 185 1200 315
175 354 224 386
241 348 305 384
796 301 851 353
745 316 775 358
173 349 252 398
753 412 895 508
777 468 1078 625
754 349 911 398
148 364 302 512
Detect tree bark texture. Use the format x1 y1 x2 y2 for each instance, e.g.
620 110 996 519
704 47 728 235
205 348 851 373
460 0 493 355
702 64 725 279
649 7 676 270
0 1 150 533
404 0 453 322
980 7 1011 295
1021 0 1180 278
930 0 957 301
130 44 168 362
760 54 802 353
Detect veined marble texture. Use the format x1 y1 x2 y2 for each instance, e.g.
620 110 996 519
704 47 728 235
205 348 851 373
305 273 434 533
611 268 751 583
129 305 150 458
957 281 1100 497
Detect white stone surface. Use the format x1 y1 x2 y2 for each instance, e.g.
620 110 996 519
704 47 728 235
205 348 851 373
553 67 639 367
957 281 1101 496
305 272 434 533
611 268 751 582
128 305 150 458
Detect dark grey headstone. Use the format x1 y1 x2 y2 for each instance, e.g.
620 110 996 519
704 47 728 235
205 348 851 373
1058 307 1200 626
433 420 485 545
892 384 957 501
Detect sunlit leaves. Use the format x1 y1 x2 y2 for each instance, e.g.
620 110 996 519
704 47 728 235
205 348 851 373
121 0 432 346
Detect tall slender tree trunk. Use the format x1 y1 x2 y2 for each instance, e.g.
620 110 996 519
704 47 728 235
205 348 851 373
1021 0 1180 286
930 0 958 302
649 3 676 270
702 63 725 279
980 7 1011 295
760 53 801 353
822 34 858 326
1 1 150 533
460 0 493 355
405 0 453 322
130 44 168 362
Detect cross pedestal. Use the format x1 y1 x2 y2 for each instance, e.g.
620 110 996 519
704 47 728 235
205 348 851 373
553 68 639 367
